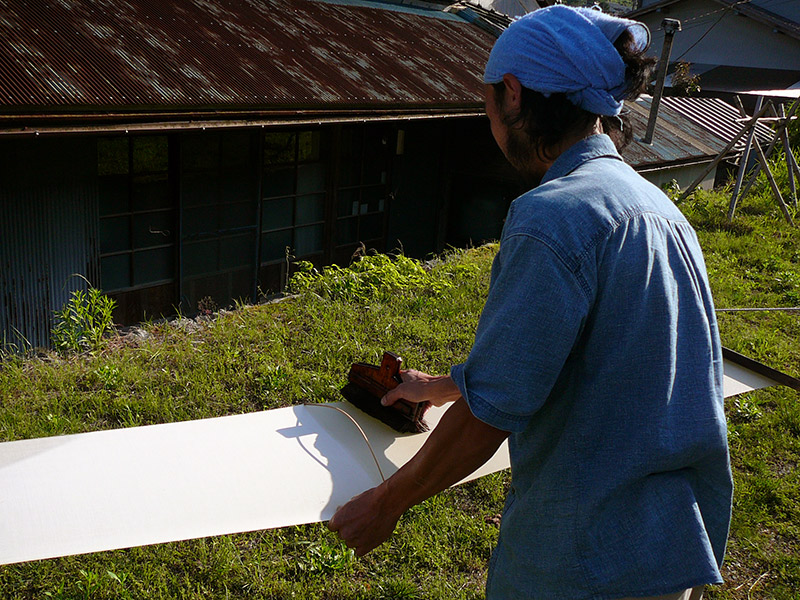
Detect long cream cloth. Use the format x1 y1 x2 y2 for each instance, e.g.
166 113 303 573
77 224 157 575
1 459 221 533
0 357 777 565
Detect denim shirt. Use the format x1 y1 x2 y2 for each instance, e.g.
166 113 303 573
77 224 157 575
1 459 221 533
450 135 732 599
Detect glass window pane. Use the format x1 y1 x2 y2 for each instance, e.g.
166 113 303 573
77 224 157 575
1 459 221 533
133 137 168 174
183 206 217 237
295 224 323 257
336 217 358 246
261 229 293 263
363 128 388 185
100 216 130 254
337 188 359 217
133 211 173 249
182 173 217 207
338 128 362 186
132 174 170 211
182 240 218 277
296 193 324 226
98 138 129 176
221 200 256 230
298 130 323 162
220 233 255 270
182 133 219 172
222 131 251 169
101 254 131 291
262 166 295 198
360 212 384 241
133 247 173 286
263 132 296 166
99 176 129 216
297 162 327 195
361 186 385 214
219 172 254 205
262 197 293 231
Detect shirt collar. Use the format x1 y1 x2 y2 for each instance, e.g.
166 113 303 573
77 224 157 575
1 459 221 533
540 133 622 186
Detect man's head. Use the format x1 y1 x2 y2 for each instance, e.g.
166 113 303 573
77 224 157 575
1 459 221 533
483 6 654 183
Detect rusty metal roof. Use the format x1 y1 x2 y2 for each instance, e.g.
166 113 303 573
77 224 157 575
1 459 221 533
623 95 731 168
0 0 496 118
659 95 775 150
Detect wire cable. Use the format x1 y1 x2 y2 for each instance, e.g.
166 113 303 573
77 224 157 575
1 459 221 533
302 402 386 482
716 307 800 312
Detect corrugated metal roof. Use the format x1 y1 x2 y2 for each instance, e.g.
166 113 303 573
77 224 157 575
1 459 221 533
0 0 496 116
623 95 731 168
659 95 775 150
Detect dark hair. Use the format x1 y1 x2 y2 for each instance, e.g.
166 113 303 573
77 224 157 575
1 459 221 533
493 29 656 158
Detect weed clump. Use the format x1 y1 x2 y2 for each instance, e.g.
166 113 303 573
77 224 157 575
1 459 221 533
52 287 116 354
288 252 451 303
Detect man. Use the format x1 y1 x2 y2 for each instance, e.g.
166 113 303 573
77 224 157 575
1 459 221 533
328 6 733 599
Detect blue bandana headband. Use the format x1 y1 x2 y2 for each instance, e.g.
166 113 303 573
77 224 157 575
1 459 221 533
483 6 651 117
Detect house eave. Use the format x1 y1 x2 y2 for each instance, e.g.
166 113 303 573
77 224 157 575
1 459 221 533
0 107 487 137
627 0 800 42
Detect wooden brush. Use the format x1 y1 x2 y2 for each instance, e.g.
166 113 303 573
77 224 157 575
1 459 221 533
340 351 429 434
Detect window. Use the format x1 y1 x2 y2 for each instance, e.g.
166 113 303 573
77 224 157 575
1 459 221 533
98 136 174 292
179 131 258 310
260 130 328 264
335 126 389 250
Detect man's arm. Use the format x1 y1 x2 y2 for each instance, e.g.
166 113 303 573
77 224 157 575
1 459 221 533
327 396 509 556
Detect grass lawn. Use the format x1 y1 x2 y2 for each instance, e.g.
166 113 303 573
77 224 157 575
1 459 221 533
0 177 798 598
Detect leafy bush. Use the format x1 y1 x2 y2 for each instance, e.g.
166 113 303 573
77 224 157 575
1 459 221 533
52 287 116 354
288 252 451 303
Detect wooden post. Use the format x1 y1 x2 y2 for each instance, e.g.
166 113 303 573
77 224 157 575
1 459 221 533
780 104 799 209
730 96 763 205
752 139 795 225
678 102 771 204
734 99 800 208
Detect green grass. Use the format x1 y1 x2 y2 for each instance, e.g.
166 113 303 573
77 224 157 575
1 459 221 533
677 179 800 600
0 171 798 598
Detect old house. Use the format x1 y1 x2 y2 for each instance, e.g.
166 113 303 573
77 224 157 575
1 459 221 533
0 0 521 350
1 0 766 351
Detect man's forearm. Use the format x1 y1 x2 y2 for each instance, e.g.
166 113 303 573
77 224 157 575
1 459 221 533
328 398 509 555
384 398 509 513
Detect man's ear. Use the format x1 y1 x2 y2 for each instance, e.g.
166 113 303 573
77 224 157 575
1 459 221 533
501 74 523 115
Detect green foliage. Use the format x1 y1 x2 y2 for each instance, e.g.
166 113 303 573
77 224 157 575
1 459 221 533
289 252 452 304
51 287 117 354
0 174 798 597
294 540 354 574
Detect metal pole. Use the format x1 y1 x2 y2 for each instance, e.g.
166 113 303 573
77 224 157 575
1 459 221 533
643 18 681 145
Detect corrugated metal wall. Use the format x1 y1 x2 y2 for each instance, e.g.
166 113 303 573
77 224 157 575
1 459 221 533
0 138 99 351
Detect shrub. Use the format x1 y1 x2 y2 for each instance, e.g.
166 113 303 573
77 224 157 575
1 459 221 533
288 252 451 303
52 287 117 354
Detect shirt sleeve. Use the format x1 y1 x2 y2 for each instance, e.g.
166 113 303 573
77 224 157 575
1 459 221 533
450 232 592 433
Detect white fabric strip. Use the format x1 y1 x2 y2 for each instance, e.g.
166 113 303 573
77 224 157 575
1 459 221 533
0 357 778 565
0 402 508 566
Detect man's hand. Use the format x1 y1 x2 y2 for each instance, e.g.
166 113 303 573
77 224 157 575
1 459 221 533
327 482 401 557
382 371 462 408
327 399 510 557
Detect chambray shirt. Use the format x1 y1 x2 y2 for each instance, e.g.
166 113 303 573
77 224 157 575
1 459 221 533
451 135 732 599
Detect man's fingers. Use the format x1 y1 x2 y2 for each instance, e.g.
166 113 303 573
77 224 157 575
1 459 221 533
381 387 401 407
